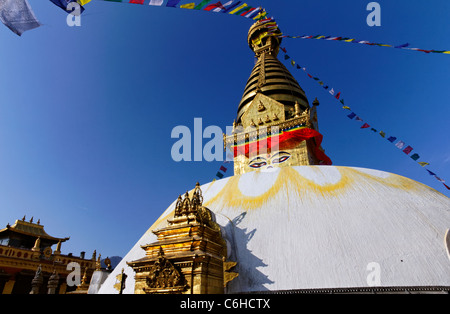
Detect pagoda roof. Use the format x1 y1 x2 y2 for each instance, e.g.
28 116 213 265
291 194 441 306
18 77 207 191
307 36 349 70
0 218 69 244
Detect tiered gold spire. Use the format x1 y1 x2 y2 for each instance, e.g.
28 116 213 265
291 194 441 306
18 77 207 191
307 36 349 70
237 20 309 123
226 20 329 175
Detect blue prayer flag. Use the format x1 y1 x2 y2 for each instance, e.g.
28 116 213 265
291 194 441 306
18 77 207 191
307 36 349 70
387 136 397 143
50 0 85 14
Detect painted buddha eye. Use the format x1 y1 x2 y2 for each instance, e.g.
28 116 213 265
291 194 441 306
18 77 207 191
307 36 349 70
249 162 267 168
271 155 290 164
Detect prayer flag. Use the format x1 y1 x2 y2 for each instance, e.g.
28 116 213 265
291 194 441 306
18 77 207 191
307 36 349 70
426 169 436 176
342 106 351 110
166 0 181 7
244 7 260 18
361 123 370 129
291 60 295 66
355 116 363 121
204 1 225 11
77 0 91 5
387 136 396 143
50 0 85 14
410 153 420 161
234 5 252 15
395 141 405 149
212 0 231 12
281 47 287 53
340 99 345 105
180 3 195 9
379 131 386 138
370 128 377 132
229 2 247 14
0 0 41 36
347 112 356 119
216 172 224 179
329 88 335 95
222 0 241 13
129 0 145 4
418 162 429 167
149 0 163 5
220 165 227 172
284 54 290 60
194 0 212 10
444 183 450 190
435 176 445 183
335 92 341 99
403 145 413 155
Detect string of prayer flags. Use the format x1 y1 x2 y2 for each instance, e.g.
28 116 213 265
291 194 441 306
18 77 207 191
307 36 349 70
279 46 448 190
279 34 450 55
0 0 41 36
97 0 265 19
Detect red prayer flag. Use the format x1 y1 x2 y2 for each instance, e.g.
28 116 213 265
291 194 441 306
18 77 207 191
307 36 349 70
403 145 413 155
204 1 225 11
361 123 370 129
335 92 341 100
219 165 227 172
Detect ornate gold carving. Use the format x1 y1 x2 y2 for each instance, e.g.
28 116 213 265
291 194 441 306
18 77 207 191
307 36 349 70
223 260 238 287
145 251 186 291
257 102 266 112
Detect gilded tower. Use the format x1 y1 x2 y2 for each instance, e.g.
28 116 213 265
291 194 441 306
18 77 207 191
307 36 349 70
225 20 331 175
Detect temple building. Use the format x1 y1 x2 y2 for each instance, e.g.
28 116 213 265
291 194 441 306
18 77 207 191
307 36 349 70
96 20 450 294
0 216 100 294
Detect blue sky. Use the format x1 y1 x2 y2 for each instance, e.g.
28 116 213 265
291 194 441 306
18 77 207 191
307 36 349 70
0 0 449 258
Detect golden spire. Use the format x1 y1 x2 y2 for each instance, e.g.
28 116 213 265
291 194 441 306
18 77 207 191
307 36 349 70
237 20 309 124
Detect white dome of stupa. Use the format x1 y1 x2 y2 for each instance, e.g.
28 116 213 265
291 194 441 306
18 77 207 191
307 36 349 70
97 165 450 294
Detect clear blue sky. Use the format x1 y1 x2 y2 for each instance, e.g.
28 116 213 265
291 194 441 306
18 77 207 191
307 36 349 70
0 0 449 258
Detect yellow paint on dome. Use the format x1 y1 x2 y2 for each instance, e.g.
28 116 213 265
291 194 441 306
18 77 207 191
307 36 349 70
204 167 353 211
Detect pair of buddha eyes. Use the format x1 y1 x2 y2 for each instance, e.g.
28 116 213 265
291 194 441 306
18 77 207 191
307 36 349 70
248 152 291 169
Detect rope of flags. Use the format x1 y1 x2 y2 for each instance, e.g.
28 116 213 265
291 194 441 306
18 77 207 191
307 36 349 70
0 0 268 36
279 34 450 55
280 47 450 191
81 0 267 19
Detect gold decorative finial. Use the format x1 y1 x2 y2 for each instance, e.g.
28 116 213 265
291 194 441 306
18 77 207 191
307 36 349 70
32 237 41 252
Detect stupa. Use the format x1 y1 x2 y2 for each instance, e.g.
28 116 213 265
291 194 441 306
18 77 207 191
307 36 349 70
97 19 450 294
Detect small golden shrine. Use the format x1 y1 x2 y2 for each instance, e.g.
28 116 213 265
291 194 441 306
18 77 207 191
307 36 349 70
128 183 230 294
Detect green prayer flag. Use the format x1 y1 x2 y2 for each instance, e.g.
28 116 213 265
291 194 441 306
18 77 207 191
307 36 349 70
194 0 212 10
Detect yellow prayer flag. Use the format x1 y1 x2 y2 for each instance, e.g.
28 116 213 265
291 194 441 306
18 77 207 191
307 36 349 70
77 0 92 5
229 3 247 15
344 38 354 42
180 3 195 9
418 162 430 167
342 106 351 110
